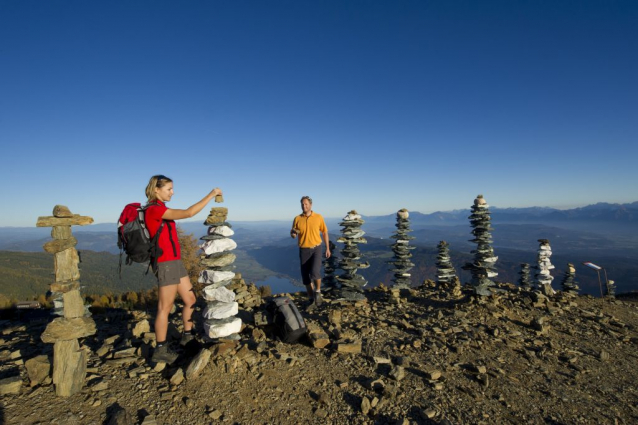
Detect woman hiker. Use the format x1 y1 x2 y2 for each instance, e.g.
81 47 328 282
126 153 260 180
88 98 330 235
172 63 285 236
144 174 223 364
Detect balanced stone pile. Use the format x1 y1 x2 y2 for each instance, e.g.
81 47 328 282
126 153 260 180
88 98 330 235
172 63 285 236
36 205 96 397
198 207 242 339
322 241 339 292
336 210 369 301
436 241 457 286
534 239 555 296
605 280 616 298
462 195 498 296
560 263 579 296
388 209 415 289
518 263 532 291
226 274 264 309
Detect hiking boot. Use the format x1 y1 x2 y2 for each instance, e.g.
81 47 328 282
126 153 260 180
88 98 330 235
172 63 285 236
151 344 178 364
305 301 317 312
314 292 323 307
180 332 195 347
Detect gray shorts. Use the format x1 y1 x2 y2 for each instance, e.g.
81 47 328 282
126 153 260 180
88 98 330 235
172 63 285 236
156 260 188 287
299 245 323 286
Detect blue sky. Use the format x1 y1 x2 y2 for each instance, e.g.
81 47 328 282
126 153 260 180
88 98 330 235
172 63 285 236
1 1 637 226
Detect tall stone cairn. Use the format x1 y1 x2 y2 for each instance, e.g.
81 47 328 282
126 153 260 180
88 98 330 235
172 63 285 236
322 241 339 292
436 241 456 286
534 239 555 296
462 194 498 296
198 206 242 339
605 280 617 298
336 210 369 301
518 263 532 291
388 209 416 289
560 263 579 297
36 205 96 397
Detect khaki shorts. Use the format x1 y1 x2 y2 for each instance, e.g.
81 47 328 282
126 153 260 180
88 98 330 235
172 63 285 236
156 260 188 287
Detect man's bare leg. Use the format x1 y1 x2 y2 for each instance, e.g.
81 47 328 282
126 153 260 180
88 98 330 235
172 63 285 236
313 279 323 306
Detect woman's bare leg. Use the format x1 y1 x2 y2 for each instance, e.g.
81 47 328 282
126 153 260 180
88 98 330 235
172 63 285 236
176 276 196 332
155 284 178 342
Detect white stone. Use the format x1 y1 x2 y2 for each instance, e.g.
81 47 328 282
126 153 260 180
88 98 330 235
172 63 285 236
203 301 238 319
208 226 234 237
198 270 236 284
203 317 242 339
200 239 237 255
202 286 236 303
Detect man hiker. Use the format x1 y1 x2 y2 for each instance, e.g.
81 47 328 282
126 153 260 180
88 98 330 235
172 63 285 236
291 196 330 307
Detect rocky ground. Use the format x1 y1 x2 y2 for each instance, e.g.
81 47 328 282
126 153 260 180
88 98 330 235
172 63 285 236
1 282 637 425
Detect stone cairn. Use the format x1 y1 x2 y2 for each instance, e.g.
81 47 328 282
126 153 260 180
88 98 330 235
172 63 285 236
560 263 580 297
322 241 339 293
198 206 242 339
336 210 369 301
605 280 617 298
462 195 498 296
36 205 97 397
534 239 555 296
388 209 415 289
436 240 461 297
518 263 532 291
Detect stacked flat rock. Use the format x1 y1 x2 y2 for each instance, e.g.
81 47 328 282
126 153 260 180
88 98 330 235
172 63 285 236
388 209 416 289
534 239 555 295
462 195 498 296
560 263 579 296
322 241 339 292
36 205 96 397
605 280 616 298
336 210 369 301
518 263 532 291
436 241 457 286
198 207 241 339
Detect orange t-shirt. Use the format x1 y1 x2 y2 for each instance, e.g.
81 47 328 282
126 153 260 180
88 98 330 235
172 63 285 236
292 212 327 248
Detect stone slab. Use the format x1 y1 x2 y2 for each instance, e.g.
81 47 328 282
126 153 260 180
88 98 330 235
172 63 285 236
203 301 238 320
43 237 78 254
52 339 87 397
42 317 96 343
63 289 85 319
37 215 94 227
204 316 242 339
202 285 236 303
50 280 80 293
54 248 80 282
185 348 212 380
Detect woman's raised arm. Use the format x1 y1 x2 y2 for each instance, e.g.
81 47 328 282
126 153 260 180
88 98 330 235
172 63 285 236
162 188 222 221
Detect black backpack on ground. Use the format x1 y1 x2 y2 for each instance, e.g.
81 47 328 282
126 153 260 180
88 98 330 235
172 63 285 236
269 296 307 343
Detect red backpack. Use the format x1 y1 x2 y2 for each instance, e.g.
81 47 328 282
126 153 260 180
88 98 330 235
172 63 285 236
117 202 165 275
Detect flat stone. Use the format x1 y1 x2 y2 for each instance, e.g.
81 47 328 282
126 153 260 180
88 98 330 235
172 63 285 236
43 236 78 254
42 317 96 343
199 252 236 268
204 207 228 225
198 270 236 284
204 317 242 339
170 368 184 386
36 215 94 227
185 349 211 380
25 355 50 387
309 332 331 349
336 340 361 354
203 301 238 320
425 369 442 381
50 280 80 293
133 320 150 338
202 286 236 303
0 375 22 395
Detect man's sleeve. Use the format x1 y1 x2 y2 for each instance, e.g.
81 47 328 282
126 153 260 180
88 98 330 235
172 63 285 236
320 217 327 233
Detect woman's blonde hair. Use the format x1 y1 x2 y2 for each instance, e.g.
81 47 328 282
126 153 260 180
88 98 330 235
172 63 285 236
145 175 173 203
